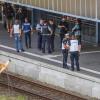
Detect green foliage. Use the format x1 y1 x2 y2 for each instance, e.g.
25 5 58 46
0 95 26 100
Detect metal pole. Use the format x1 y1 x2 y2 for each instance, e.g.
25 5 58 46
96 0 98 45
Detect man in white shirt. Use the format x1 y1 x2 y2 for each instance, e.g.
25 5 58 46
10 19 24 52
69 35 81 71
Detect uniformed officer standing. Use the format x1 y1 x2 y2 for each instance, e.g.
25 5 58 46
36 19 44 50
41 20 52 53
49 19 56 52
69 35 81 71
72 19 81 44
58 16 69 45
22 18 32 48
10 19 24 52
62 34 69 69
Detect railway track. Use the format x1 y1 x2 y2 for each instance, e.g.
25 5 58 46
0 72 87 100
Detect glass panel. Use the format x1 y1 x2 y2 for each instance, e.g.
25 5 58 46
81 20 96 43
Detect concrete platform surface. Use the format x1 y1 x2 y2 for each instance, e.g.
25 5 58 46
0 24 100 79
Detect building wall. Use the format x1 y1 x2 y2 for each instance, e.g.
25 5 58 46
5 0 100 20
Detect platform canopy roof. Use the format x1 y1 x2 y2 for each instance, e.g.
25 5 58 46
1 0 100 22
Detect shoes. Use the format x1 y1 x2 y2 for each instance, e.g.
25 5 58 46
63 65 69 69
16 50 19 52
21 49 25 52
42 51 45 53
48 51 52 54
29 46 31 48
71 68 74 71
77 68 80 71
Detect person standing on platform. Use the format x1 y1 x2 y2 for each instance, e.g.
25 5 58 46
49 19 56 52
41 20 52 53
10 19 24 52
72 19 81 44
22 18 32 49
36 19 44 50
69 35 81 71
58 16 69 45
62 33 70 69
16 8 24 25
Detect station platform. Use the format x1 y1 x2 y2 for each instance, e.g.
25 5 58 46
1 23 100 99
0 23 100 79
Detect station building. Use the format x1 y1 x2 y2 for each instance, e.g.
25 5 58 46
0 0 100 45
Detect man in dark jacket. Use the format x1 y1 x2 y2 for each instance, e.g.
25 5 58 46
49 19 56 52
58 16 69 45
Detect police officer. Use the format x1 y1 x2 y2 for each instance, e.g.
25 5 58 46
22 18 32 48
41 20 52 53
36 19 44 50
72 19 81 44
69 35 81 71
58 16 69 45
10 19 24 52
49 19 56 52
62 33 69 69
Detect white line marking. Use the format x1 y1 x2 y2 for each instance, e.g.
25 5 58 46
81 51 100 54
1 45 100 75
43 51 100 58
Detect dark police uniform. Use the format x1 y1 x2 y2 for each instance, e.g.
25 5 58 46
69 38 81 71
59 20 69 44
41 24 51 53
72 23 81 44
36 23 43 50
62 37 69 69
49 23 56 52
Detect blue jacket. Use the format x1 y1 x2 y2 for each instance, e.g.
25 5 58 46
22 22 31 33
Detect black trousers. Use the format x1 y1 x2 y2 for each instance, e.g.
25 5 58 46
42 35 51 53
60 33 65 47
50 35 55 52
25 32 31 48
70 51 80 71
62 49 68 68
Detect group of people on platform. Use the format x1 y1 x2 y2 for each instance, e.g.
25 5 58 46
35 16 81 71
9 15 81 71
